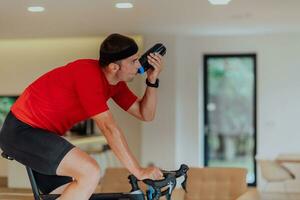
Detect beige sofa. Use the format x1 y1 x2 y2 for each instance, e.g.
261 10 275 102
99 167 259 200
184 167 259 200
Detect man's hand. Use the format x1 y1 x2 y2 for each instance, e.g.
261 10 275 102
146 52 164 83
127 53 163 121
136 166 163 180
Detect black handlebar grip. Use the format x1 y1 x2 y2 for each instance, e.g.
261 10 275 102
162 164 189 178
128 175 140 192
142 174 175 188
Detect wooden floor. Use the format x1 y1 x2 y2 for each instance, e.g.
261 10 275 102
260 192 300 200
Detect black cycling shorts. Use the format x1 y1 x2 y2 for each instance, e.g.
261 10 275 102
0 112 74 194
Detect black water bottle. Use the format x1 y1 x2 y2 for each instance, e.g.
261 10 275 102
138 43 166 74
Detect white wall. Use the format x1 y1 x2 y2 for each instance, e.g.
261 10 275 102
141 34 177 170
142 33 300 188
175 33 300 164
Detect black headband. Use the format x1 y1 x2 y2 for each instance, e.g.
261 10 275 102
100 43 138 64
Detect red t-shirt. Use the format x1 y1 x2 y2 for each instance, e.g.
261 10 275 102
11 59 138 136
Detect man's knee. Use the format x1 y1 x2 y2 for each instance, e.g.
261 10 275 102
56 147 101 186
88 161 101 182
77 160 101 184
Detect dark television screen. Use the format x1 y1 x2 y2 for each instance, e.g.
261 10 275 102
70 119 94 135
0 96 18 129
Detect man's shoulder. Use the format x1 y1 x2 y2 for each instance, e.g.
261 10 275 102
68 59 101 73
70 59 104 83
71 59 99 66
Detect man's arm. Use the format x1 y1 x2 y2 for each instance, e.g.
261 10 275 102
127 53 163 121
127 87 157 121
92 110 162 180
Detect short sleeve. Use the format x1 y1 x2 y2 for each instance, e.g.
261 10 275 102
112 82 138 111
73 64 109 116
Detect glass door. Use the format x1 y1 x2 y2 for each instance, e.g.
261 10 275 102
203 54 257 185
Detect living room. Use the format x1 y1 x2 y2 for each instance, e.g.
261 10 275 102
1 0 300 199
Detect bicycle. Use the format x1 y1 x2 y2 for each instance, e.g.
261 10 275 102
1 152 189 200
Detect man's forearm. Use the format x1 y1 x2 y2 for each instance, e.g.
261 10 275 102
99 122 142 176
140 86 157 121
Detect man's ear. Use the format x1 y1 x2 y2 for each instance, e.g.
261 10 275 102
107 63 120 72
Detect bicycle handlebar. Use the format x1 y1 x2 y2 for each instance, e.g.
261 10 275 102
128 164 189 200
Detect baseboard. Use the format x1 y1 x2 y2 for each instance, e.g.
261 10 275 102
0 176 7 187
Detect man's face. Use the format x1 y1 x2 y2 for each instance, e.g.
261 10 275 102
116 53 140 82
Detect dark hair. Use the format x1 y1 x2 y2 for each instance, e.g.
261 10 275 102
99 33 138 68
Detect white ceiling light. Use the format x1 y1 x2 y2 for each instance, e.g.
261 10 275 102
208 0 232 5
115 3 133 9
27 6 45 12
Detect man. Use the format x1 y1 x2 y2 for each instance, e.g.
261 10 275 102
0 33 163 200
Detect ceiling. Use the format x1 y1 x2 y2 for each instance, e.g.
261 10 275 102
1 0 300 39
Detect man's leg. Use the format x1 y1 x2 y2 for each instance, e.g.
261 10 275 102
55 147 101 200
32 171 73 194
50 183 71 194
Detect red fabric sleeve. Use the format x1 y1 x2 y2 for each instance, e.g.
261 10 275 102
112 82 138 111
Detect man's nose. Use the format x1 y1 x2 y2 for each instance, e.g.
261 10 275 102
137 60 141 68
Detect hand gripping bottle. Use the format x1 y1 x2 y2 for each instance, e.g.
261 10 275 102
138 43 166 74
